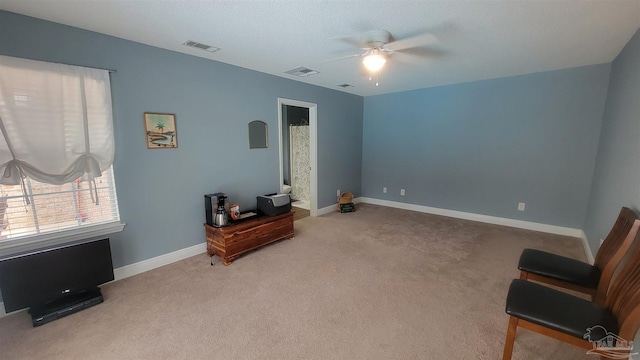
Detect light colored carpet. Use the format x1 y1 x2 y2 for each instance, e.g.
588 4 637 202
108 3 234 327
0 203 591 359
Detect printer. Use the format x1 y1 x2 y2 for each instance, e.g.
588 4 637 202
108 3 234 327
257 193 291 216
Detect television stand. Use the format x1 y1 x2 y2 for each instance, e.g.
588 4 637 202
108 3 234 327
29 288 104 327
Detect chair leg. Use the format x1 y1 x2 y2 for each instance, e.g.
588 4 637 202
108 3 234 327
502 316 519 360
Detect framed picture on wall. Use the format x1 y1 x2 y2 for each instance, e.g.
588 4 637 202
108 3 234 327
144 112 178 149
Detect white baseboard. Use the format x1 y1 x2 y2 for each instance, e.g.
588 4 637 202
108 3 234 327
316 197 363 216
579 230 595 265
358 197 584 238
318 197 594 264
1 201 589 317
316 204 335 216
0 242 207 318
0 303 18 318
113 242 206 281
350 197 593 263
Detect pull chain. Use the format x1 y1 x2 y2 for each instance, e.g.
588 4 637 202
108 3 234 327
368 72 381 87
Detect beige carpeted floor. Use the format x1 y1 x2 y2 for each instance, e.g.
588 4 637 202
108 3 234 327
0 204 592 359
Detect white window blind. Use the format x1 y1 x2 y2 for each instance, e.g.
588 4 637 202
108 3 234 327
0 56 122 254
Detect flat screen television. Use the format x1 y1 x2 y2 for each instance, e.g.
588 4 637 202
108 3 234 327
0 237 114 326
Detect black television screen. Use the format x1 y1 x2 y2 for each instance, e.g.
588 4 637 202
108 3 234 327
0 237 114 313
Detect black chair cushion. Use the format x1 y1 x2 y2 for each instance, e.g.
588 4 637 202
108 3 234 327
505 279 618 339
518 248 601 289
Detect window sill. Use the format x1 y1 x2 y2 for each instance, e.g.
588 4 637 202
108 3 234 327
0 221 126 258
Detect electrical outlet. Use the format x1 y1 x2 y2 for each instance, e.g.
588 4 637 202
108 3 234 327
337 189 340 197
400 189 405 196
518 202 526 211
383 187 387 193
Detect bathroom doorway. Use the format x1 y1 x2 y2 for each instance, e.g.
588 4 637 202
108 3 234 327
278 98 317 217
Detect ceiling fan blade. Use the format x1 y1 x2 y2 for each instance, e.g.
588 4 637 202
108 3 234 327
392 48 446 65
330 35 364 49
385 32 438 52
318 53 362 64
391 52 424 65
396 47 446 59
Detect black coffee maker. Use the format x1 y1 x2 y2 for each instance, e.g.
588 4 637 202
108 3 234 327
204 193 230 227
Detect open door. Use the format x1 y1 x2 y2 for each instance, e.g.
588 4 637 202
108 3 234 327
278 98 317 217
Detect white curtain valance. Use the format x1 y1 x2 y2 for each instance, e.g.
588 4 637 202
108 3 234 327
0 55 114 187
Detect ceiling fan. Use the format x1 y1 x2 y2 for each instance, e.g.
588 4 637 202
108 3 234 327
331 29 439 85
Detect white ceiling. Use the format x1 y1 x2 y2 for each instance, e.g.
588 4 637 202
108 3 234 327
1 0 639 97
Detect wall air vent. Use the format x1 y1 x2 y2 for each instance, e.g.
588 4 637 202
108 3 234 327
285 67 320 77
182 40 221 53
337 84 354 88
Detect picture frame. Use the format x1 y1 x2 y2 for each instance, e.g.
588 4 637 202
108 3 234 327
144 112 178 149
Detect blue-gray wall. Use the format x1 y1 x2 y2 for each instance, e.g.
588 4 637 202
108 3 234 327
583 29 640 253
0 11 364 268
362 65 611 228
2 9 638 270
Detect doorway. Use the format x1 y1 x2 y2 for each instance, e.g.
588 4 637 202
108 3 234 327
278 98 317 217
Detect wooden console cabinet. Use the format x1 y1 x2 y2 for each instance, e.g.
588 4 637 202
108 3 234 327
204 211 294 265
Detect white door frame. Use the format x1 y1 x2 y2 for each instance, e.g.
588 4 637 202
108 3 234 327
278 98 317 217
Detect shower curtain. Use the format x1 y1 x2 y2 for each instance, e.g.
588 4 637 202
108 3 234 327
289 125 310 202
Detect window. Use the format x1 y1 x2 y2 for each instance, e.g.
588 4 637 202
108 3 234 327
0 56 123 255
0 166 120 239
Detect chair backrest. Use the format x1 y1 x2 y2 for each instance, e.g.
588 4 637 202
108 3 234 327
593 207 640 304
606 227 640 342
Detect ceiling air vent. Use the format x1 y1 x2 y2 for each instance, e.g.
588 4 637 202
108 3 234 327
337 84 354 88
182 40 221 53
285 67 320 77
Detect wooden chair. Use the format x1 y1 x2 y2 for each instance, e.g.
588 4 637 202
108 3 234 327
502 227 640 360
518 207 640 305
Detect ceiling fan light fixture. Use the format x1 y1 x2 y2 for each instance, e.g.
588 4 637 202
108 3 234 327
363 50 387 72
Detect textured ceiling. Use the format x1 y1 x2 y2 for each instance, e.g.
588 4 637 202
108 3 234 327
1 0 639 96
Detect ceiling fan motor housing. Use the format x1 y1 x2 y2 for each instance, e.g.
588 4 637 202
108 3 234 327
363 29 392 49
